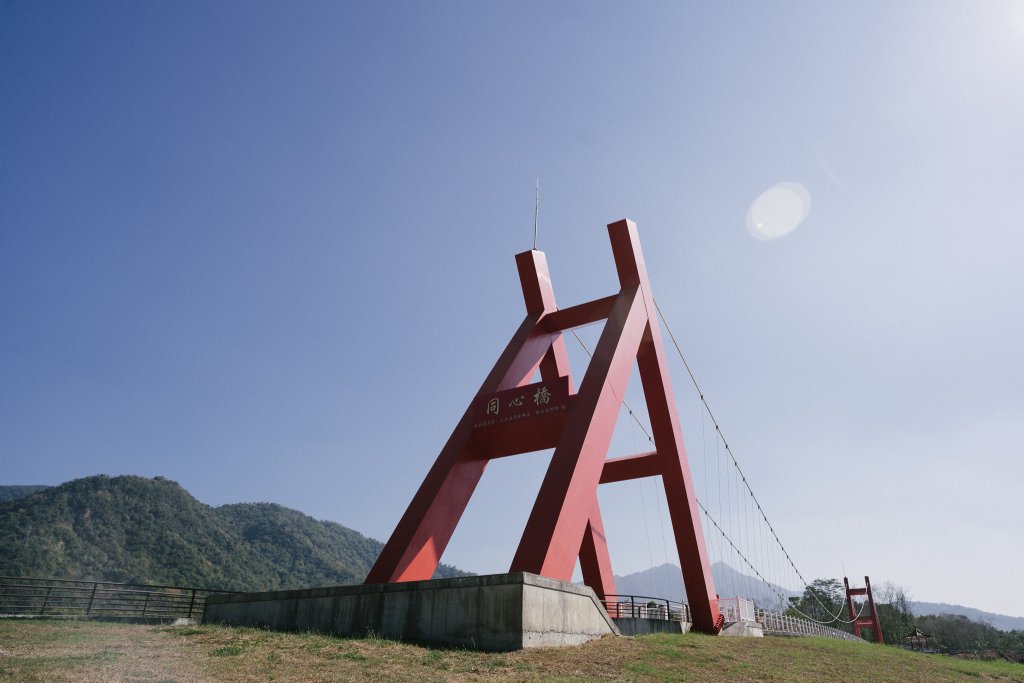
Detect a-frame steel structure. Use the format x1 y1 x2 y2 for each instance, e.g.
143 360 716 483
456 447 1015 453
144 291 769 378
845 576 885 643
366 220 724 634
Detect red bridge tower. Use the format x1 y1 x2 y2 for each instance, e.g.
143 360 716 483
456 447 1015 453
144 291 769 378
365 219 724 634
845 575 885 643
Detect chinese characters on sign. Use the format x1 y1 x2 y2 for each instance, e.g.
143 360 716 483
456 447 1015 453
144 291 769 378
472 377 570 430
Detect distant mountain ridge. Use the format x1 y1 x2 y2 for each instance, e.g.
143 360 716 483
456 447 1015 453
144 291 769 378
909 602 1024 633
613 562 798 611
0 475 467 591
613 563 1024 632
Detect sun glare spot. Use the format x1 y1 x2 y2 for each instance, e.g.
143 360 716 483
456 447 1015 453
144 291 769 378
746 182 811 240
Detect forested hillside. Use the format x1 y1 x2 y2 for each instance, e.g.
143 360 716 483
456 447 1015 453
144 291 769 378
910 601 1024 632
0 485 50 503
0 475 466 591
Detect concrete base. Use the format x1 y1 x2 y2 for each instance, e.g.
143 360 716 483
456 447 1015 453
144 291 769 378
720 619 764 638
613 617 691 636
203 572 619 651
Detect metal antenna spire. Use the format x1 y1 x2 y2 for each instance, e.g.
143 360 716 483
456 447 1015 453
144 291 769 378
533 179 540 250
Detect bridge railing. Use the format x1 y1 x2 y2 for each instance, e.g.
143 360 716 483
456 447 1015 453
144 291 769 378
602 594 691 623
0 575 237 621
754 607 862 641
602 592 862 641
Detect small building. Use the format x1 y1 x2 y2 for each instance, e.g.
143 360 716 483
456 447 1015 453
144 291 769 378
903 626 932 650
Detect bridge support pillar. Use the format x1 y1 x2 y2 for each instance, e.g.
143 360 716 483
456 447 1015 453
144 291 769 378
845 575 884 643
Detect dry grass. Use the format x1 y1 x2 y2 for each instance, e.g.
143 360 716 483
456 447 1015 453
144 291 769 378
2 619 1023 682
0 619 211 682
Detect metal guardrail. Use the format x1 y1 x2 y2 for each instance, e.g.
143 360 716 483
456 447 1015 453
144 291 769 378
755 607 862 641
602 594 691 623
602 592 862 641
0 575 237 621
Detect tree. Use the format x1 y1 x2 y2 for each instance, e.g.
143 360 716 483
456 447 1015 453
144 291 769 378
917 614 995 654
785 578 849 627
873 581 914 645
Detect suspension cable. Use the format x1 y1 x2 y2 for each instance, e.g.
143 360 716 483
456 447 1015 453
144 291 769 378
570 314 851 623
700 497 867 625
651 296 846 620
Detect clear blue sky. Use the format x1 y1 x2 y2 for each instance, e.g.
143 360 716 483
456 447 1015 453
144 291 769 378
3 1 1023 617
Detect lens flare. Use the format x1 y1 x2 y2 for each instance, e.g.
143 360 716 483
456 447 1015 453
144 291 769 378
746 182 811 240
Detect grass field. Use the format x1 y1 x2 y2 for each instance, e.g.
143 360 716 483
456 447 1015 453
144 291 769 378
1 619 1023 682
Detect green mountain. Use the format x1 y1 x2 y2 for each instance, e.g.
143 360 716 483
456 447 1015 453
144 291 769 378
0 485 50 503
0 475 467 591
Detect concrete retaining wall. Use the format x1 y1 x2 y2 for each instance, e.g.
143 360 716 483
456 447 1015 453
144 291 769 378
613 617 690 636
203 572 618 651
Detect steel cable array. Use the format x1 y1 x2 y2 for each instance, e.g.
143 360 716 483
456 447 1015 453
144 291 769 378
566 300 864 627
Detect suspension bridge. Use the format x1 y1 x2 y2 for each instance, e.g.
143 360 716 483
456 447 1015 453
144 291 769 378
209 219 883 650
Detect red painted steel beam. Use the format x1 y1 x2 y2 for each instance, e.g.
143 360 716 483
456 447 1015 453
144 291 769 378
609 219 721 634
519 249 576 396
599 451 661 483
865 576 885 643
539 295 618 333
518 252 616 602
510 285 647 580
578 496 616 602
845 575 885 643
517 250 558 313
364 319 550 583
844 578 855 635
844 577 859 638
365 252 563 584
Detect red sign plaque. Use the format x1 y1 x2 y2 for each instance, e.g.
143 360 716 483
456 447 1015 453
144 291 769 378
470 376 572 459
472 377 570 430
